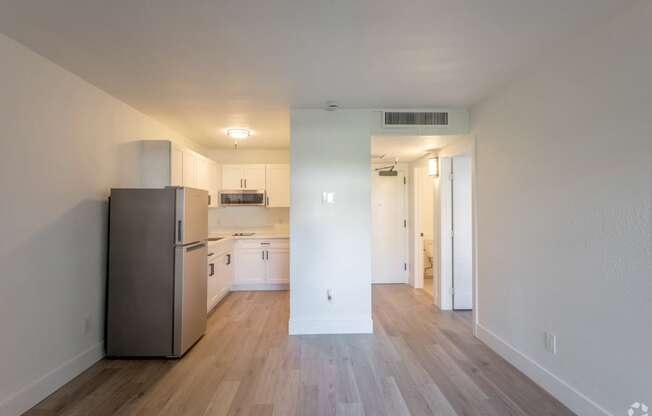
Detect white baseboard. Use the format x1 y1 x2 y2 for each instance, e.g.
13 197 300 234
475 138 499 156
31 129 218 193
289 318 373 335
0 341 104 416
475 324 612 416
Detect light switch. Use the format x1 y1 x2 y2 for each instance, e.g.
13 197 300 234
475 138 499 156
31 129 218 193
322 192 335 204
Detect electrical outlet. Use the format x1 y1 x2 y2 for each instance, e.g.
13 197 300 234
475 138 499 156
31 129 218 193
544 332 557 354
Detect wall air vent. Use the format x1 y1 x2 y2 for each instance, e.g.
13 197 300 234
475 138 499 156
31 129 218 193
383 111 449 127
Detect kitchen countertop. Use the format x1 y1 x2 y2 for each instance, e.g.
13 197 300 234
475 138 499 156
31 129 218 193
208 229 289 241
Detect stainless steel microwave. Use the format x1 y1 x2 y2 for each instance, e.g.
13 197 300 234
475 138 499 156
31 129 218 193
219 190 266 206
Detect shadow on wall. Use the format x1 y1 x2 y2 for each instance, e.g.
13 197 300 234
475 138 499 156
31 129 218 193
0 198 109 400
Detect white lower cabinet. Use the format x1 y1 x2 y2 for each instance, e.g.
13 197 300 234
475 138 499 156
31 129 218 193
233 248 267 284
207 241 233 312
265 249 290 284
233 239 289 289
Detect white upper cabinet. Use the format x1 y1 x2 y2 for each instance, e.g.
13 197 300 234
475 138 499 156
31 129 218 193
242 165 266 189
222 165 244 189
140 141 219 204
222 164 266 190
170 144 183 186
182 151 197 188
265 164 290 207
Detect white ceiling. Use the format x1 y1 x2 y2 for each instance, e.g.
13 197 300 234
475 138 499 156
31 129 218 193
371 135 463 162
0 0 632 148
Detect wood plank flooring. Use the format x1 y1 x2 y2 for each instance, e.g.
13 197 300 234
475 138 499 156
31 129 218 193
24 285 574 416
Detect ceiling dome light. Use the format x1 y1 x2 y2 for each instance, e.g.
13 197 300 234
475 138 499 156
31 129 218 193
226 128 250 140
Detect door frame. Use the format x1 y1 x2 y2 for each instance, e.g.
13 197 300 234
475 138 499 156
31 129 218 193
412 166 425 290
371 164 409 284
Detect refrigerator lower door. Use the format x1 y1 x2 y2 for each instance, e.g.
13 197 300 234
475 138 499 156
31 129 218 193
175 187 208 245
173 242 207 357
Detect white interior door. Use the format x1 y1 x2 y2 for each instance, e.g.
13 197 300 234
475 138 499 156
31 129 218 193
452 156 473 310
371 169 407 284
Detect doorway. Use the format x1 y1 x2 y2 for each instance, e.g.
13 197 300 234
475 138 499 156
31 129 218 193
413 166 437 301
371 164 408 284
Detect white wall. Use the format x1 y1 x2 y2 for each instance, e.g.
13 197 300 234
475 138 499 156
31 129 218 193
289 109 373 334
209 207 289 231
471 2 652 414
0 34 197 416
204 148 289 164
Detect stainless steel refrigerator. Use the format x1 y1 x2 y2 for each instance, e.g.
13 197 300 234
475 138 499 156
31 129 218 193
106 187 208 357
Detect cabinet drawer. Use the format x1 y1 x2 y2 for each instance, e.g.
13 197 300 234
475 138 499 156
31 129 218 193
236 239 289 249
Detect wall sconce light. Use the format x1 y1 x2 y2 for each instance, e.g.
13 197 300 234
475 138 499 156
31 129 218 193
428 157 439 177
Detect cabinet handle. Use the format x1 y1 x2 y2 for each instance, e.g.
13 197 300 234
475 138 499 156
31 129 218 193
244 179 247 188
266 250 269 260
209 263 214 276
262 251 265 260
260 242 271 246
226 254 231 265
266 196 269 206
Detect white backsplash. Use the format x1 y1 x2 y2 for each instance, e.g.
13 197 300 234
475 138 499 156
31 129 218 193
208 206 289 232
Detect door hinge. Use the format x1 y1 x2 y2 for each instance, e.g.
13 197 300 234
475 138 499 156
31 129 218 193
403 219 407 228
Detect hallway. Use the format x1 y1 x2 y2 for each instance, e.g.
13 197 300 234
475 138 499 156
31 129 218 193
25 285 573 416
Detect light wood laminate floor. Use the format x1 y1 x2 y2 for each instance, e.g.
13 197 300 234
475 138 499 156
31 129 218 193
24 285 574 416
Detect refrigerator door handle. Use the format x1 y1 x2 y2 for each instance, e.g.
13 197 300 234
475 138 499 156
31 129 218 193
177 220 183 242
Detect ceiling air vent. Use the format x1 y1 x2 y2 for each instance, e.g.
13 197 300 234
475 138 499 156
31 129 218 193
383 111 449 127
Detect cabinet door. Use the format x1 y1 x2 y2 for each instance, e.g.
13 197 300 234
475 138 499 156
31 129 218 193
242 165 266 190
214 253 230 305
233 248 266 284
265 164 290 207
265 248 289 284
222 165 243 189
196 157 210 191
182 151 197 188
170 144 183 186
224 252 234 289
208 161 220 207
207 259 218 312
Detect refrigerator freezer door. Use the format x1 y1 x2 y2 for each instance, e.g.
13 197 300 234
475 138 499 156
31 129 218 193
175 187 208 245
173 242 208 356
